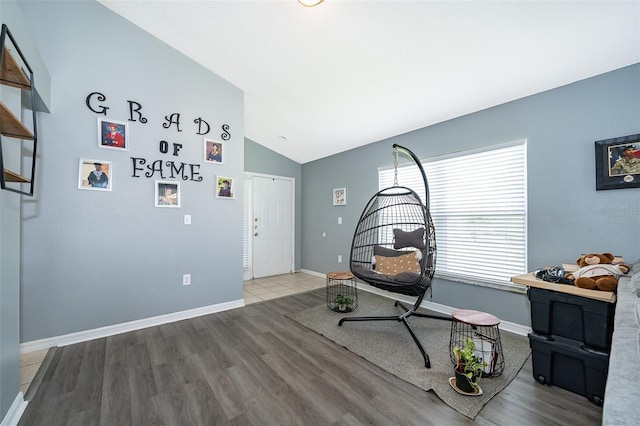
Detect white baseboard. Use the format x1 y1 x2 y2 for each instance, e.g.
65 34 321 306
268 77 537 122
1 392 26 426
301 269 531 337
298 268 325 278
359 286 531 336
21 299 245 354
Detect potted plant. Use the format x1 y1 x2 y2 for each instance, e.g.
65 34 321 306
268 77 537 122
334 294 354 312
452 338 487 394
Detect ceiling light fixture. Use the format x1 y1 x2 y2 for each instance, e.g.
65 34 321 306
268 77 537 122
298 0 324 7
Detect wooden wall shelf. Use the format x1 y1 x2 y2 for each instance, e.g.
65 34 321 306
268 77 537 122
0 46 31 90
0 24 38 196
3 168 30 183
0 101 35 139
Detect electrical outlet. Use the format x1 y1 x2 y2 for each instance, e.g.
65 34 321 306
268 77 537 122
337 255 342 263
183 274 191 286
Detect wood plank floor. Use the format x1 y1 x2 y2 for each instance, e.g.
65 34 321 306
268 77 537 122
19 288 603 425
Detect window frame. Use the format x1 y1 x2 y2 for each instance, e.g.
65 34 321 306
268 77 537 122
378 140 528 293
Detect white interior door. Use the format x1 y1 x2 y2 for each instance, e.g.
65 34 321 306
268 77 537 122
252 176 293 278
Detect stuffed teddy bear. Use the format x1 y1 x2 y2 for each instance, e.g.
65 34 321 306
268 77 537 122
565 253 630 292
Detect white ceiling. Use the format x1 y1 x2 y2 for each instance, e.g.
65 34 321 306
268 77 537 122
99 0 640 164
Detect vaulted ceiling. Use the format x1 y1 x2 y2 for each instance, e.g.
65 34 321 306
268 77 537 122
99 0 640 163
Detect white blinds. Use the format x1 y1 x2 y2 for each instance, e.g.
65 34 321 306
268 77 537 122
243 178 250 270
379 141 527 286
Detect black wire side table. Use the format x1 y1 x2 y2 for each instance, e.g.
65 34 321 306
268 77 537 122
449 309 505 378
326 271 358 313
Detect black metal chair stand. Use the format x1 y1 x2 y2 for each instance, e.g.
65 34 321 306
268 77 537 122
339 290 450 368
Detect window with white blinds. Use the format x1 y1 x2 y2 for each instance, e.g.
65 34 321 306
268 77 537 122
379 140 527 288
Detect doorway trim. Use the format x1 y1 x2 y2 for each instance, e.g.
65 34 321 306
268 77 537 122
243 172 295 280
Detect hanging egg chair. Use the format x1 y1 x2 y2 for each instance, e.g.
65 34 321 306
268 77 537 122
339 144 450 368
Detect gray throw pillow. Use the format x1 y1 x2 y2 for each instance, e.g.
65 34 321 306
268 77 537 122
373 245 407 257
393 228 426 250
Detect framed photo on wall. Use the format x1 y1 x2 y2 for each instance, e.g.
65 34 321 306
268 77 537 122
216 175 234 199
204 138 224 164
333 187 346 205
78 158 112 191
155 180 180 208
98 118 129 151
595 133 640 191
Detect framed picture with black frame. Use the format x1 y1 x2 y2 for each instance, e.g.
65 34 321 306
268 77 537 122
595 133 640 191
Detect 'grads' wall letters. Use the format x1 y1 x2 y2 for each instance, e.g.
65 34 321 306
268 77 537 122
86 91 232 184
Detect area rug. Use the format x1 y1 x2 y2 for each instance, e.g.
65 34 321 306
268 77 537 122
287 290 531 420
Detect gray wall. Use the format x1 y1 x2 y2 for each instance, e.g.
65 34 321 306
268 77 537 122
0 90 22 423
19 1 244 342
245 138 302 270
302 64 640 326
0 0 51 419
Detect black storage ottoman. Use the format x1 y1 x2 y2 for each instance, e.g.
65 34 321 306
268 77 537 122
528 332 609 405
